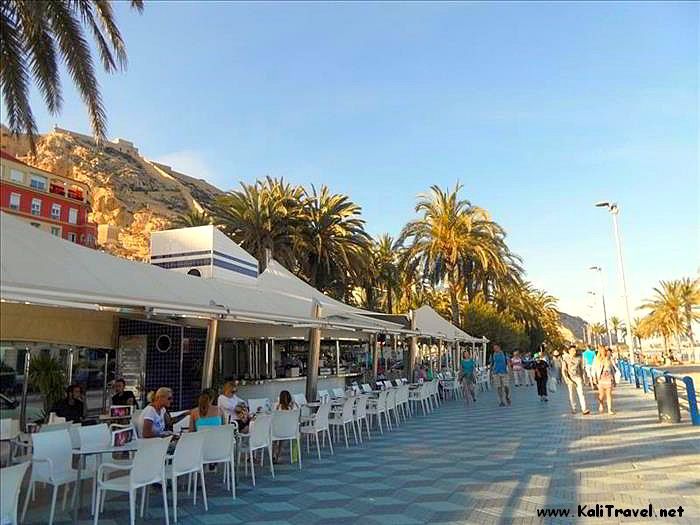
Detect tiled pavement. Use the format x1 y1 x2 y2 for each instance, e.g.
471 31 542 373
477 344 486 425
24 382 700 525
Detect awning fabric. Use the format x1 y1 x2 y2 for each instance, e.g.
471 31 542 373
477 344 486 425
0 213 406 335
256 260 411 334
413 305 483 343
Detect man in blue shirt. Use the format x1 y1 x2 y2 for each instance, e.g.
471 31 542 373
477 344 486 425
582 346 597 388
490 344 511 407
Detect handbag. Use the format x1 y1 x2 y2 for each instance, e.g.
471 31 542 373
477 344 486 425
547 375 557 393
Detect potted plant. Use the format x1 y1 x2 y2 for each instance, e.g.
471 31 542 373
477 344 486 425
28 354 66 418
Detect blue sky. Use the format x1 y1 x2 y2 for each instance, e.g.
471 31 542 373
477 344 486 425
25 1 698 322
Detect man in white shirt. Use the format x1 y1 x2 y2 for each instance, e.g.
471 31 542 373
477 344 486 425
141 387 173 438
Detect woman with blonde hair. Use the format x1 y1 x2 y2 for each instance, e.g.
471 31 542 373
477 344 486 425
593 346 618 414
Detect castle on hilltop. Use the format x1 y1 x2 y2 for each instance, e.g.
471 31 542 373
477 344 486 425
52 126 140 157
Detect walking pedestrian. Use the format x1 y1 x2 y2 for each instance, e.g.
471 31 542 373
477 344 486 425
582 346 597 388
511 351 526 387
533 353 550 402
551 351 563 385
523 352 536 386
460 350 477 404
593 347 618 414
561 345 590 415
490 344 511 407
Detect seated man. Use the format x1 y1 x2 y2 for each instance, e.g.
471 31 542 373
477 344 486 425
111 378 137 407
52 384 85 423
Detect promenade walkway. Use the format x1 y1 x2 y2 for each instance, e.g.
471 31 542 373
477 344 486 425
27 382 700 525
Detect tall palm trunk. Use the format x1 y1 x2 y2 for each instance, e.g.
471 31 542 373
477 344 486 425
449 265 461 325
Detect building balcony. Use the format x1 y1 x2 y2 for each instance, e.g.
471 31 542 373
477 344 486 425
49 184 66 197
67 189 84 201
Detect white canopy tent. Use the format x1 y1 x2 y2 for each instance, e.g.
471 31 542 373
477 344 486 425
256 260 409 336
413 305 481 343
0 213 406 335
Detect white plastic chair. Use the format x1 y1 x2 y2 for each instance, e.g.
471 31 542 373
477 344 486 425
385 389 399 428
39 422 72 433
292 393 307 407
247 398 270 414
396 384 411 419
353 395 370 442
47 413 66 425
238 414 274 487
1 418 21 464
173 415 191 434
361 384 372 394
331 388 345 399
165 431 207 523
300 401 333 460
271 409 302 470
21 429 92 525
1 461 29 525
202 425 236 499
329 397 357 448
366 390 389 435
317 390 330 402
78 424 112 515
93 436 172 525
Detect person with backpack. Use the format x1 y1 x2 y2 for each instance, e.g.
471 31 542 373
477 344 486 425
533 353 550 402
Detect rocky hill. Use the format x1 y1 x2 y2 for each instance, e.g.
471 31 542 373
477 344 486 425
1 126 224 260
559 311 589 342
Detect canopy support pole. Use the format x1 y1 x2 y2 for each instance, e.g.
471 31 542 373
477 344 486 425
408 311 418 382
335 340 340 375
305 301 322 403
201 318 218 389
372 334 379 380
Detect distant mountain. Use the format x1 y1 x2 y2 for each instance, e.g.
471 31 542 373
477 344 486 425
1 125 224 260
559 311 589 342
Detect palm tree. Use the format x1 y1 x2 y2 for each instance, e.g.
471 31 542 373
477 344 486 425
294 185 371 294
677 277 700 344
1 0 144 148
639 277 700 354
374 234 401 313
609 316 623 345
213 177 303 272
171 209 212 229
400 183 513 325
590 323 607 346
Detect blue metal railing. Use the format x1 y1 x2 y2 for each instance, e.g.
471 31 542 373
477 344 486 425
617 360 699 426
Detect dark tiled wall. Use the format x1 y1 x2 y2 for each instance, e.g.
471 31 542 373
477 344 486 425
118 319 206 411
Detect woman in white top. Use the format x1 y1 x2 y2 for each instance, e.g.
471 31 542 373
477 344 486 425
217 381 246 422
141 387 173 438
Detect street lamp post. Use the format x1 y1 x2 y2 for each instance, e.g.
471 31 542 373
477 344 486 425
589 266 613 347
595 201 635 363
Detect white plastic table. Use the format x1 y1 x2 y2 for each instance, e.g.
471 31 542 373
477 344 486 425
71 441 140 523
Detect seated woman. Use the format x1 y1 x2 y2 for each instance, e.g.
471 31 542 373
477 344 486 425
189 392 223 432
272 390 298 463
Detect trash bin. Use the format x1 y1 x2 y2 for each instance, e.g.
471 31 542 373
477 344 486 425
654 377 681 423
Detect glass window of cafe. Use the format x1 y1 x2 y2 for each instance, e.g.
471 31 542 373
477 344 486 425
0 342 115 423
215 338 372 382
